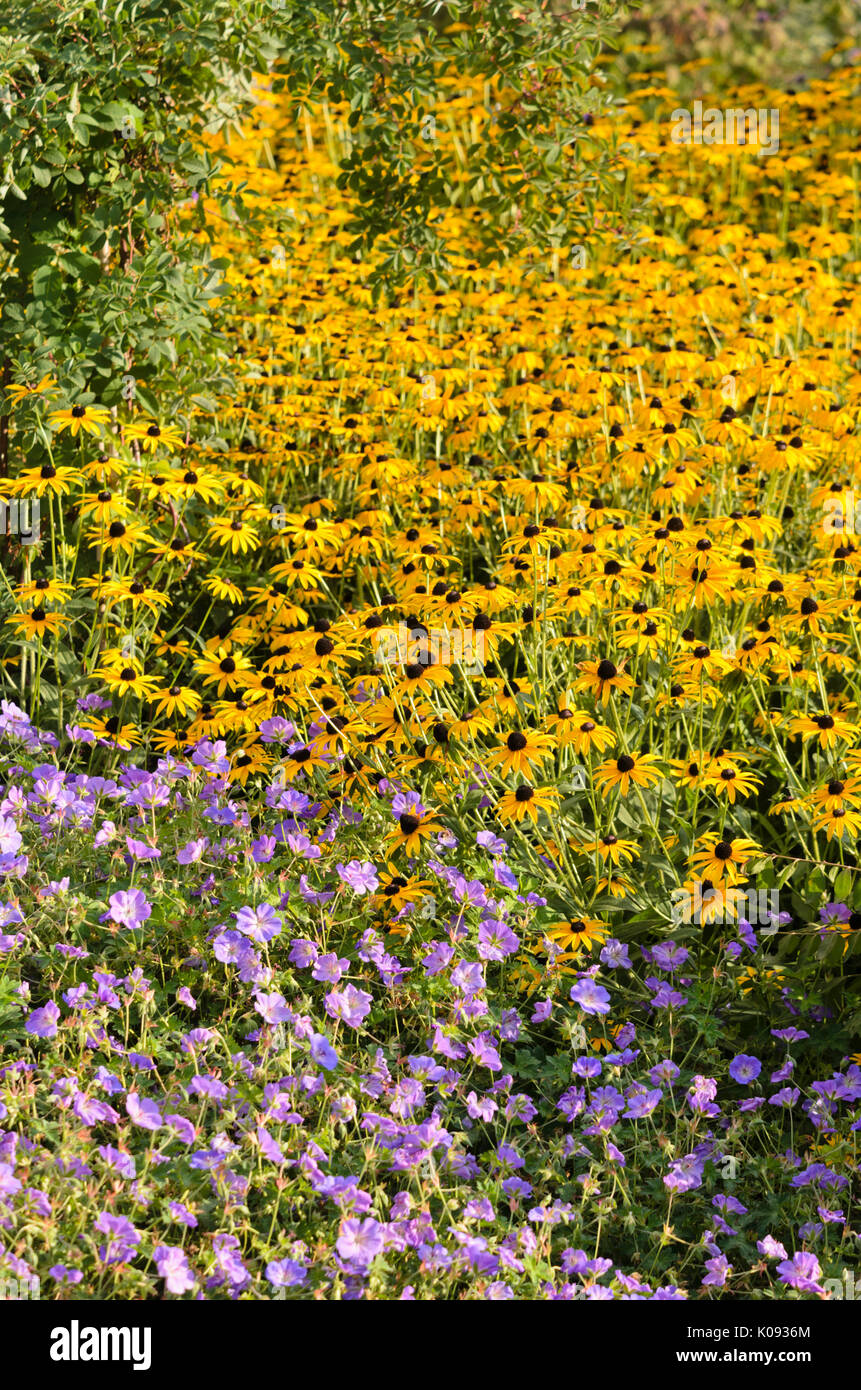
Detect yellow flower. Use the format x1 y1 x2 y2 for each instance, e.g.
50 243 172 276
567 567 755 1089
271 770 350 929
496 783 559 824
208 516 261 554
486 728 556 779
124 419 186 451
544 918 609 954
49 404 110 436
149 686 202 719
594 752 663 798
93 663 159 700
5 607 71 639
5 373 56 404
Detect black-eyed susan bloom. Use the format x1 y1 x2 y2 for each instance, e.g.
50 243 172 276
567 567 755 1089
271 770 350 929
486 727 556 778
49 403 110 437
208 515 261 554
228 745 272 786
594 752 663 798
15 577 74 606
6 461 83 498
203 574 246 604
394 659 454 698
809 777 861 813
702 763 762 804
93 663 159 700
123 419 185 452
496 783 559 824
5 373 56 404
788 710 857 750
572 657 635 706
86 518 153 555
81 714 141 748
194 648 253 696
544 917 609 955
373 872 434 921
576 834 638 867
688 833 761 885
149 685 202 719
5 606 71 640
563 712 616 757
811 805 861 843
276 743 332 781
387 804 441 855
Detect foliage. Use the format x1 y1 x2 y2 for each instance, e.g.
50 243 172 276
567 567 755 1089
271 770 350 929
0 0 627 426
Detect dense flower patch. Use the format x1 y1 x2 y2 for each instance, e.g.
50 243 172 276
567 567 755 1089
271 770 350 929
1 48 861 1298
0 705 859 1299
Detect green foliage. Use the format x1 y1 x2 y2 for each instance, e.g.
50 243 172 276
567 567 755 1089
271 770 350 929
0 0 630 421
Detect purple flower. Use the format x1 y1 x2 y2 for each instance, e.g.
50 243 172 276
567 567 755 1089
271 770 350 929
624 1088 662 1119
125 1092 162 1131
648 1059 680 1086
251 835 277 864
702 1255 732 1288
312 951 350 984
336 860 379 895
729 1053 761 1084
468 1032 502 1071
97 1145 135 1179
776 1252 824 1293
25 1001 60 1039
768 1086 801 1108
168 1202 198 1228
125 836 161 861
177 837 209 865
649 942 689 972
451 961 485 996
819 901 851 924
572 1056 602 1079
757 1235 787 1260
254 991 292 1025
600 939 631 970
476 829 506 855
325 984 373 1029
477 919 519 961
107 888 152 929
663 1154 705 1193
153 1244 196 1294
266 1258 308 1288
235 903 282 943
492 861 518 890
309 1033 339 1071
336 1217 386 1267
569 979 611 1015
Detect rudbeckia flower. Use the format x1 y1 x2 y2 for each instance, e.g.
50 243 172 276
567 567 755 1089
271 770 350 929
688 833 761 884
49 403 110 437
496 783 559 824
486 728 556 778
594 752 663 798
572 658 635 706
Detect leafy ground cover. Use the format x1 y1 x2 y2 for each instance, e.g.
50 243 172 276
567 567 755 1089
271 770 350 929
1 42 861 1299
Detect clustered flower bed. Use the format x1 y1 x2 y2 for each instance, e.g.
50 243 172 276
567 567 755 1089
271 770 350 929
0 704 857 1300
